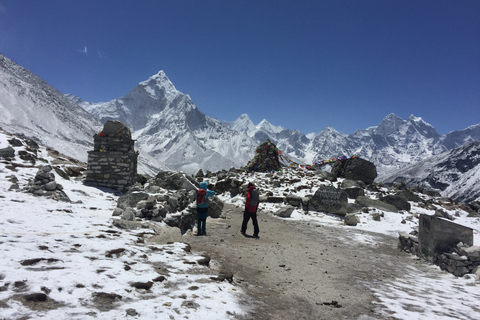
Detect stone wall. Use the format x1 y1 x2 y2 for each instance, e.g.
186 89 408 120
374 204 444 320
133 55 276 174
398 215 479 277
85 121 138 191
399 233 480 277
418 214 473 261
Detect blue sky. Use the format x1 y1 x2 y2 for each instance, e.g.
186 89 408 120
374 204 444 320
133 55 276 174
0 0 479 135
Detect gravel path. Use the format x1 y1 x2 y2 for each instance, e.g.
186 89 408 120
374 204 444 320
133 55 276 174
185 204 411 320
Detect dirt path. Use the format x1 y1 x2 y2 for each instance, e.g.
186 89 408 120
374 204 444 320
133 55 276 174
184 204 410 320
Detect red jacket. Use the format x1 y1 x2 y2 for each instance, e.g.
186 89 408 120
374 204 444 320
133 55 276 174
245 186 258 213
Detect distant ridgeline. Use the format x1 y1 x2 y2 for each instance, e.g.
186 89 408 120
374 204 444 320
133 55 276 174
246 139 359 174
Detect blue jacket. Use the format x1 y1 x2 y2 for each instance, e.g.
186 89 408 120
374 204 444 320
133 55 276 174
196 181 216 208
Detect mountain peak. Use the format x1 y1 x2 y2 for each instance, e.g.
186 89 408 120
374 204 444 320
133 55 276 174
228 114 255 133
374 113 406 136
137 70 179 101
257 119 284 133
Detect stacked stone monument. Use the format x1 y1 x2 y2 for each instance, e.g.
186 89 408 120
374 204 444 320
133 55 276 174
246 139 282 173
85 121 138 191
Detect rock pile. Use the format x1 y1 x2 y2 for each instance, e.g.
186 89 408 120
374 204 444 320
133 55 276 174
113 171 225 234
246 139 282 173
399 234 480 277
25 165 70 202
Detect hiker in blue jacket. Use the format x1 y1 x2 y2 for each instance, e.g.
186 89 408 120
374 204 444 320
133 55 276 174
195 181 216 236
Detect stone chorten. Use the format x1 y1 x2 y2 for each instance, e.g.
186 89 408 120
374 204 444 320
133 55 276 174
246 139 282 172
85 121 138 190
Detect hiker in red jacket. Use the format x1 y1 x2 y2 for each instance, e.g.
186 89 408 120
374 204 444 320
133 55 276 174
241 182 260 238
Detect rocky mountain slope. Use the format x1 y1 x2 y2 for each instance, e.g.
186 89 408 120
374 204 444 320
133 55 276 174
0 54 167 175
0 53 102 162
378 140 480 203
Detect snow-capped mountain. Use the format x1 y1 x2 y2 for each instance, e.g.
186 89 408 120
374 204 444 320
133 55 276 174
0 53 166 175
70 70 480 178
378 140 480 203
1 50 478 195
0 53 102 162
79 71 256 174
304 114 480 175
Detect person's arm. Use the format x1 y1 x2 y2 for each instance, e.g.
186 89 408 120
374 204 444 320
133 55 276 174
207 189 215 198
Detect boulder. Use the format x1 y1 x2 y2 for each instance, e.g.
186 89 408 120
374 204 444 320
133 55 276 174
343 187 365 200
313 169 337 182
380 195 411 211
208 198 225 219
117 190 149 210
355 196 398 212
341 179 362 189
8 138 23 147
285 194 302 207
0 146 15 159
344 214 360 226
165 211 196 234
396 190 423 203
308 186 348 216
274 205 295 218
121 208 136 221
332 158 377 184
153 171 198 191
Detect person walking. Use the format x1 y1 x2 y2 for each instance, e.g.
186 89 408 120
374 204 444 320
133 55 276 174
195 181 215 236
241 182 260 239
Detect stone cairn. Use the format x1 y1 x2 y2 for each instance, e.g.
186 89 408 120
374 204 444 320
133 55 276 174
85 121 138 191
246 139 282 173
25 165 70 202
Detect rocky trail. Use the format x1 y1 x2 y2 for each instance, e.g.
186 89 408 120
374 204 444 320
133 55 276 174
169 203 413 320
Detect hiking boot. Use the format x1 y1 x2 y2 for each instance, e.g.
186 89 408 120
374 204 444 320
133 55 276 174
253 235 260 239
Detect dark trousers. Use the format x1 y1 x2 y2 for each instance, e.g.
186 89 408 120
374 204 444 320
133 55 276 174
241 209 259 236
197 207 208 235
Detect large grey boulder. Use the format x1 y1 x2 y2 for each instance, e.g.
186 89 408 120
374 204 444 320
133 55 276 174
333 158 377 184
308 186 348 216
0 146 15 158
355 196 398 212
380 195 411 211
344 214 360 226
153 171 198 191
343 187 365 199
208 197 224 218
164 211 196 234
274 205 295 218
314 169 337 182
120 208 136 221
117 190 149 210
396 190 423 203
285 194 302 207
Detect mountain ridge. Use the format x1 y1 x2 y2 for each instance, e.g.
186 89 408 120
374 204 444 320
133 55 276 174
0 53 478 201
68 69 480 177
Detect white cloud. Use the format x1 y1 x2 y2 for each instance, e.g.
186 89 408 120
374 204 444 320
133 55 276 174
79 46 88 55
97 48 108 59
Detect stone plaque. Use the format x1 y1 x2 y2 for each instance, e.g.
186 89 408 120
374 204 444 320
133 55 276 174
308 185 348 216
